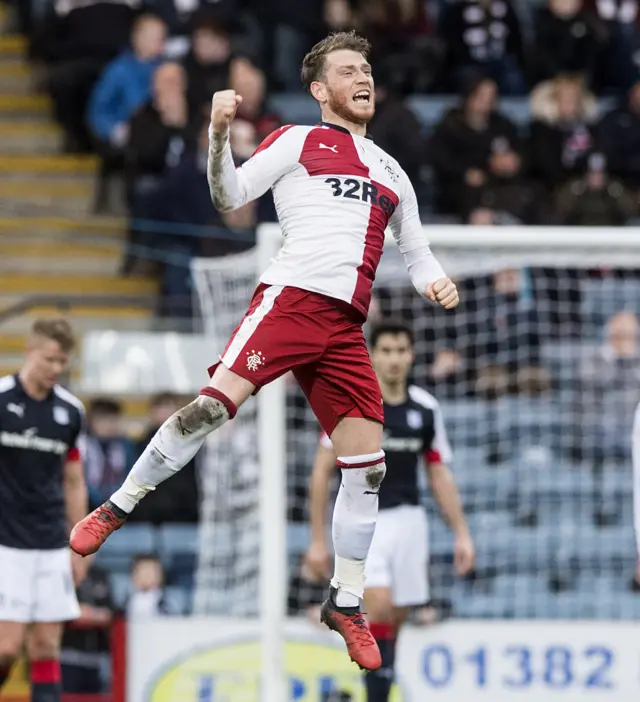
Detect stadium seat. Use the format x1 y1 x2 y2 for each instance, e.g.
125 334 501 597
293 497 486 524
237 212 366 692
109 572 131 609
287 523 311 555
164 585 189 615
94 523 156 570
157 524 199 559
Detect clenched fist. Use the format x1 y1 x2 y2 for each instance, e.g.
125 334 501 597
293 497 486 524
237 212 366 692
210 89 243 134
426 277 459 309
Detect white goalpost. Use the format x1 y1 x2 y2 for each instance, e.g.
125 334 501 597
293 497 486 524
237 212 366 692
191 224 640 700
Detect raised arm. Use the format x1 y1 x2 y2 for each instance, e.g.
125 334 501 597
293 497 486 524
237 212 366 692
208 90 300 212
389 173 459 310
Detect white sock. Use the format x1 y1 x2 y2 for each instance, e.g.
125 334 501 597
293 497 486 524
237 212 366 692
110 393 235 513
330 452 386 608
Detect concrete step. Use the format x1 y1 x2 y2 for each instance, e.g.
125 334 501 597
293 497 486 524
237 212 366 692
0 122 62 153
0 239 123 257
0 307 153 334
0 180 95 215
0 273 157 296
0 216 127 238
0 35 27 59
0 93 50 117
0 62 33 92
0 255 121 275
0 154 98 175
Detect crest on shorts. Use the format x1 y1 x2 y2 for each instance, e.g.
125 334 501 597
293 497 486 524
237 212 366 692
53 406 69 425
246 350 265 372
407 409 423 430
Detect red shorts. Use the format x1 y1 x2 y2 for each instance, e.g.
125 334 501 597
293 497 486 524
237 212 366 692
208 284 383 436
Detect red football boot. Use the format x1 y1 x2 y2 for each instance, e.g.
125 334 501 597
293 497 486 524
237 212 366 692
70 500 127 556
320 587 382 671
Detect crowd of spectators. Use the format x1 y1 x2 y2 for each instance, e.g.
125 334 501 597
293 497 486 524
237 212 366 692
6 0 640 315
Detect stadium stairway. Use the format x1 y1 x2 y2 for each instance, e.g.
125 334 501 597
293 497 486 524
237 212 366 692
0 20 158 428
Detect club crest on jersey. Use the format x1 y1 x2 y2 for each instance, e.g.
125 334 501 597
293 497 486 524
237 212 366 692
407 409 423 429
53 406 69 425
380 158 400 183
246 350 265 372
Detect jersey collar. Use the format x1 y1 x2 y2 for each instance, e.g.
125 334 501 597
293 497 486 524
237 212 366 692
317 122 374 140
14 372 54 403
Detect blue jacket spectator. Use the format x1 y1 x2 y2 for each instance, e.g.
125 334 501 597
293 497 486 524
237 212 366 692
88 14 167 145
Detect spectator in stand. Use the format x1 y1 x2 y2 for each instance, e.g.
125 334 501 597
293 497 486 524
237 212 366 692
37 0 143 152
124 62 194 274
461 268 551 399
86 14 167 157
438 0 527 95
367 68 424 186
529 75 598 192
556 152 636 224
579 310 640 461
533 0 606 87
463 144 551 224
586 0 640 91
84 399 135 510
183 13 232 115
598 80 640 193
129 394 199 523
429 75 521 215
229 57 281 148
126 554 174 618
228 56 281 221
60 565 114 695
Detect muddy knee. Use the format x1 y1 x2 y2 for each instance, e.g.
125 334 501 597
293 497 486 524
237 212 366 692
364 463 386 491
169 395 230 439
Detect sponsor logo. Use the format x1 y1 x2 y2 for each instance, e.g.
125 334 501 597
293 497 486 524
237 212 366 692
0 428 67 455
145 637 404 701
319 143 338 153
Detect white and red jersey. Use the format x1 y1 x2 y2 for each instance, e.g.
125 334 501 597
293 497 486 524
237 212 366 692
209 121 445 319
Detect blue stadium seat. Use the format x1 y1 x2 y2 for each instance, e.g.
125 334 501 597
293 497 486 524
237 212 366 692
287 523 311 555
581 279 640 327
109 572 131 609
157 524 199 560
164 585 189 615
94 523 156 570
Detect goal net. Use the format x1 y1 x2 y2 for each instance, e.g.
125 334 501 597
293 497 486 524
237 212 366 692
190 224 640 681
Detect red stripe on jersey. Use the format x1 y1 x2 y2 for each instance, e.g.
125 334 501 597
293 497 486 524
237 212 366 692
352 179 399 313
298 127 369 177
426 449 442 464
252 124 295 157
67 446 81 462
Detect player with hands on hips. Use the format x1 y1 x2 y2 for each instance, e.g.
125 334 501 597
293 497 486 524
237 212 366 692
71 31 457 672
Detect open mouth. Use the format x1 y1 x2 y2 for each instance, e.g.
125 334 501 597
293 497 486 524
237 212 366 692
353 90 371 104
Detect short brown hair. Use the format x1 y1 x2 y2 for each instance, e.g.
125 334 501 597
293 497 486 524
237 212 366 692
301 31 371 93
30 317 76 353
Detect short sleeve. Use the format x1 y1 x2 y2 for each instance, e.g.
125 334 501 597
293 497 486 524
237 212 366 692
424 401 453 465
67 405 86 463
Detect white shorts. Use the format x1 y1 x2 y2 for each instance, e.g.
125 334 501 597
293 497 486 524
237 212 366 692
0 544 80 623
365 505 429 607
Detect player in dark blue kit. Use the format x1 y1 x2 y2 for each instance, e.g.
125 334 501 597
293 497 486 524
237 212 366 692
0 319 88 702
305 320 475 702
